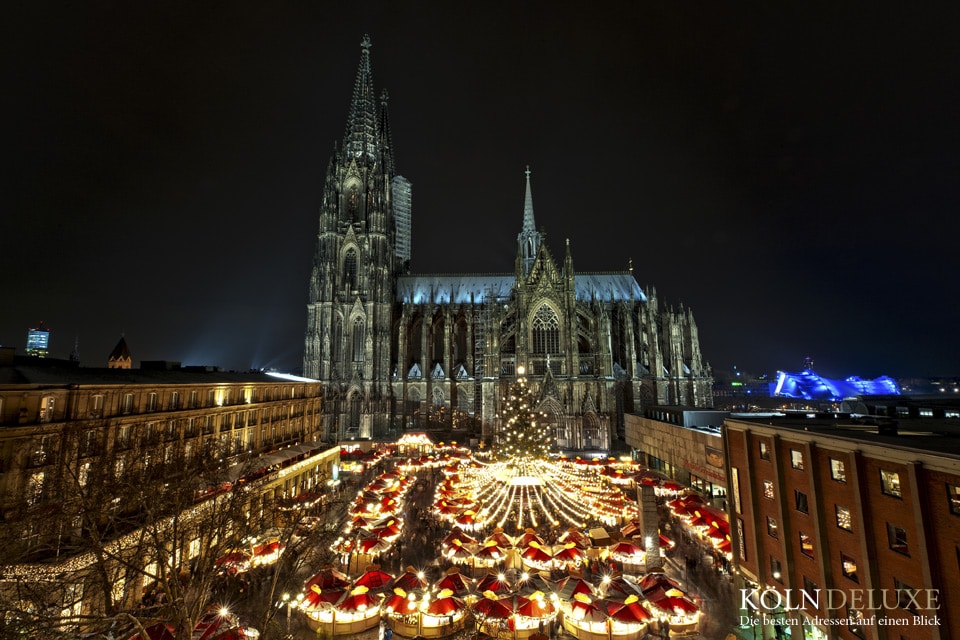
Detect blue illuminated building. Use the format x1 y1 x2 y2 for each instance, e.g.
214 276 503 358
771 369 900 401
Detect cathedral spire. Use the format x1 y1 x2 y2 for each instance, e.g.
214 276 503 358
379 89 396 176
517 166 542 276
522 165 536 233
344 34 380 161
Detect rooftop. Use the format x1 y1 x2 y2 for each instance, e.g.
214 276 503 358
0 361 310 387
726 412 960 461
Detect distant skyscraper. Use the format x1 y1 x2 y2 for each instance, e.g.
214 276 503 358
25 322 50 358
392 175 412 265
303 36 713 448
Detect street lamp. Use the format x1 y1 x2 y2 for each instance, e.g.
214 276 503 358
282 592 291 632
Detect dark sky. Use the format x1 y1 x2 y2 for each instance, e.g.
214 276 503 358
3 2 959 380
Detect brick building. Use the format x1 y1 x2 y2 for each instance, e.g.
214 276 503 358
724 415 960 640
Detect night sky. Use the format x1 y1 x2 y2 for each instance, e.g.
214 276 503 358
4 2 959 380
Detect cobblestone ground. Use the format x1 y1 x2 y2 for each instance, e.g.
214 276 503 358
657 507 740 640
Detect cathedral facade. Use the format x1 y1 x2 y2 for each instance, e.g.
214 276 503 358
303 37 713 451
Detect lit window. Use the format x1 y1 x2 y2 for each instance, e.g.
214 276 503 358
790 449 804 470
39 396 56 422
78 461 91 488
795 490 809 514
881 469 902 498
948 484 960 515
841 553 859 582
767 517 778 538
830 458 846 482
763 480 774 500
26 471 44 505
887 523 909 555
770 557 783 583
731 467 741 514
81 430 98 456
737 518 747 562
799 531 814 558
90 394 104 417
835 505 853 531
849 608 866 639
759 441 770 460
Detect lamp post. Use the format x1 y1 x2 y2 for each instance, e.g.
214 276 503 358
282 592 291 632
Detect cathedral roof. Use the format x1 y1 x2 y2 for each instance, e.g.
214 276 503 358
396 272 646 305
397 275 515 304
574 272 647 302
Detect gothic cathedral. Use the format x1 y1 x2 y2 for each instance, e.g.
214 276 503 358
304 36 713 452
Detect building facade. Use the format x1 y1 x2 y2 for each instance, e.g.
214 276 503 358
624 407 730 505
0 348 337 624
724 416 960 640
303 36 713 452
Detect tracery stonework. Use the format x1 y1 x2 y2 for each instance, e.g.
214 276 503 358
303 36 713 450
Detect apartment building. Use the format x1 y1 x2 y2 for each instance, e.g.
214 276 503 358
0 348 338 624
724 415 960 640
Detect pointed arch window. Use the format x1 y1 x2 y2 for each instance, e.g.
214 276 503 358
532 306 560 354
457 387 473 414
331 316 343 363
343 249 358 291
432 316 445 364
352 318 365 362
454 318 468 364
349 393 361 429
347 186 359 219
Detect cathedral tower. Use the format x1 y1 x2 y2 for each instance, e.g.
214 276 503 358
303 35 411 438
304 38 713 449
517 166 541 277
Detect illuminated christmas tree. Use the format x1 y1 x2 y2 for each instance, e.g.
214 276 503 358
495 366 553 461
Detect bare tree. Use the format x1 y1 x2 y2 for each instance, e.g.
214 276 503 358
0 440 279 640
